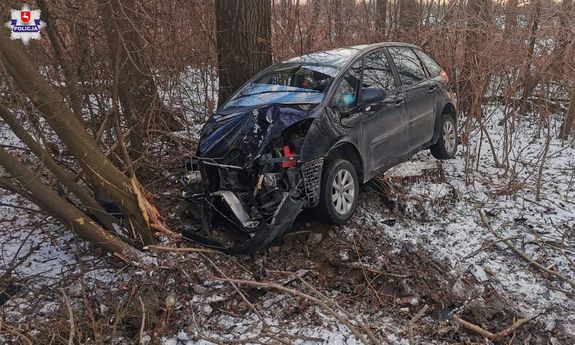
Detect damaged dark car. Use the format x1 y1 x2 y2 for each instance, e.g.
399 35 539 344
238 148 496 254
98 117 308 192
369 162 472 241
182 42 458 254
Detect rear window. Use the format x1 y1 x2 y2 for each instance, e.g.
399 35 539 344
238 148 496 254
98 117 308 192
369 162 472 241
388 47 427 86
415 50 442 77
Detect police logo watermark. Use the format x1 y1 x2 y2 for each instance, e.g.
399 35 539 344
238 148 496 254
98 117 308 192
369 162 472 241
5 4 46 45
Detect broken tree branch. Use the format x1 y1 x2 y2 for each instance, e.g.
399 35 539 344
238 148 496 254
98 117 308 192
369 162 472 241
215 277 373 345
453 312 541 340
478 210 575 289
408 304 429 345
202 254 266 324
144 245 220 255
60 288 75 345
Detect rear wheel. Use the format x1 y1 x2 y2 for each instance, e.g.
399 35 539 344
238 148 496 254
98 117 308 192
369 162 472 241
430 114 457 159
319 159 359 225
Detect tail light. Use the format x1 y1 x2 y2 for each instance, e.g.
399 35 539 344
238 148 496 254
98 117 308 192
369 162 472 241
281 145 297 168
440 69 450 83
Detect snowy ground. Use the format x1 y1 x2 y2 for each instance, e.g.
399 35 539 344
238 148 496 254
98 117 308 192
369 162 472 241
383 107 575 337
161 105 575 344
1 104 574 344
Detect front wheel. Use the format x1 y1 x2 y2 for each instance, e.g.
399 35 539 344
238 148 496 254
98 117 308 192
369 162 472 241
430 114 458 159
319 159 359 225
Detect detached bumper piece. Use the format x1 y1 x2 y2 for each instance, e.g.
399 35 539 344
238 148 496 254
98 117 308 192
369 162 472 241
181 156 317 255
181 191 304 255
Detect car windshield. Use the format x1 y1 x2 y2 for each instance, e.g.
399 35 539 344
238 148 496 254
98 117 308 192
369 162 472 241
221 64 339 110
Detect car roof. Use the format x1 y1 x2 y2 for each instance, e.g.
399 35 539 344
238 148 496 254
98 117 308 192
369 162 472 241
283 42 422 67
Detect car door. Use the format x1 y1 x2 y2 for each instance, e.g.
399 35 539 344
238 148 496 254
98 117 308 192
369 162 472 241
360 48 409 173
388 47 437 150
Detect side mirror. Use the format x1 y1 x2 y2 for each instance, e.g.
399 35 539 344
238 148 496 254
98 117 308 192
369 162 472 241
362 87 386 105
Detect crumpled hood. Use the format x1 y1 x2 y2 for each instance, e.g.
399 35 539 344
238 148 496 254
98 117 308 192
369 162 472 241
198 104 316 166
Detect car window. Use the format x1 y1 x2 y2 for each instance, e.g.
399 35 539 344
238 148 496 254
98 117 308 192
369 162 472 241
388 47 427 86
222 64 337 110
362 49 395 91
330 60 362 110
415 49 441 77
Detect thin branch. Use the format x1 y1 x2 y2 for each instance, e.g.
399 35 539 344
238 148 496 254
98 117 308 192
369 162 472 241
60 288 75 345
479 210 575 289
215 277 372 345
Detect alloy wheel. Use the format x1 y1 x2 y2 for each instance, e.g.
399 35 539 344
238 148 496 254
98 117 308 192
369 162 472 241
331 169 355 215
443 120 456 154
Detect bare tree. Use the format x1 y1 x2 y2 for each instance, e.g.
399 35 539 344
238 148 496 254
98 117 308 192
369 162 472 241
375 0 387 37
98 0 178 159
399 0 419 36
560 87 575 140
215 0 272 105
0 30 164 249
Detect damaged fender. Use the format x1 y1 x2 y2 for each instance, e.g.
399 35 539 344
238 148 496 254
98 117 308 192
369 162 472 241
181 104 327 254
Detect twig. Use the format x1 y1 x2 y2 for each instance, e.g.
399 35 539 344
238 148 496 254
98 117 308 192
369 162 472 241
1 245 41 281
453 312 540 340
202 254 266 325
351 234 385 306
60 288 75 345
463 235 523 259
0 322 33 345
408 304 429 345
0 202 40 212
478 210 575 289
292 274 379 344
138 296 146 344
144 245 222 255
215 277 373 345
453 314 494 338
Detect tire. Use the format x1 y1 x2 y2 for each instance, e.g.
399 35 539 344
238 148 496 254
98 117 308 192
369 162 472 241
430 114 458 160
319 159 359 225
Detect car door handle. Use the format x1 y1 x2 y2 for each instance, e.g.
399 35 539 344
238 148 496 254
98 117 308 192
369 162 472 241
395 98 405 107
428 85 438 93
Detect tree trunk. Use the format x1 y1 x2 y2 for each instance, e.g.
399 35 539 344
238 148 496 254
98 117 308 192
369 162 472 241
333 0 342 41
0 28 157 246
521 0 570 106
215 0 272 105
375 0 387 37
0 104 118 233
560 87 575 140
0 147 140 260
459 0 491 116
97 0 178 160
519 0 542 109
37 0 84 126
505 0 518 34
399 0 419 35
305 0 322 51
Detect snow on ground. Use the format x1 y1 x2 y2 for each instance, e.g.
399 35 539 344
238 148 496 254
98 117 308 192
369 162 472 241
160 106 575 343
2 102 574 343
354 105 575 338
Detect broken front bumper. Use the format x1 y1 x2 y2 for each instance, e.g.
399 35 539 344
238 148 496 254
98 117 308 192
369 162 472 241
181 157 323 254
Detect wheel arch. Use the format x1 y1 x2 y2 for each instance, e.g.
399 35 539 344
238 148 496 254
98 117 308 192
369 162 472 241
325 140 365 183
432 102 457 145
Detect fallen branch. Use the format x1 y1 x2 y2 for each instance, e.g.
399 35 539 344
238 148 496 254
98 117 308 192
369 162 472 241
408 304 429 345
453 312 540 340
289 273 378 344
138 296 146 345
452 314 494 338
0 322 33 345
478 210 575 289
60 288 75 345
144 245 222 255
202 254 266 325
215 277 373 345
